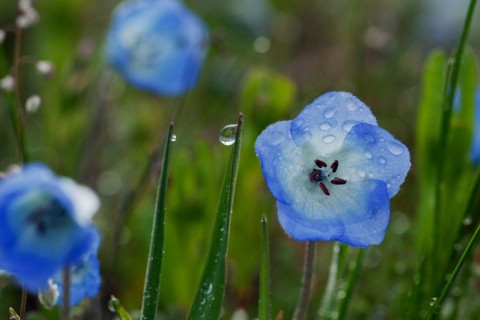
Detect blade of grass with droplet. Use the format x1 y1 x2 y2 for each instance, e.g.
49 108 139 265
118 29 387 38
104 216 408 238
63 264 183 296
109 296 133 320
187 114 243 320
259 214 272 320
139 123 174 320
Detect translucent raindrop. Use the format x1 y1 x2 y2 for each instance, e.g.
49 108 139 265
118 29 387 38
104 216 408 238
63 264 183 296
358 107 364 112
364 151 373 159
357 169 366 178
429 297 437 306
203 282 213 295
322 135 336 144
342 120 356 132
170 134 177 142
347 102 356 111
324 108 336 119
319 122 331 130
219 124 237 146
291 117 304 130
379 156 386 164
386 141 404 156
364 134 375 143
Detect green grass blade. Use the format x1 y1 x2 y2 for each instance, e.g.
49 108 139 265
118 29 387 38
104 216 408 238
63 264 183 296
187 114 244 320
337 248 364 320
139 123 174 320
109 296 133 320
318 242 341 320
259 214 272 320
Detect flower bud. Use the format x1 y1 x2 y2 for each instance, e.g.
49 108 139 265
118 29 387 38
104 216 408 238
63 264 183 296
0 75 15 91
36 60 55 79
38 279 60 310
25 94 41 113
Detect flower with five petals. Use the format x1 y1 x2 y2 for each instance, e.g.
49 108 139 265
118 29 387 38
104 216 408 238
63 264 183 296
255 92 411 247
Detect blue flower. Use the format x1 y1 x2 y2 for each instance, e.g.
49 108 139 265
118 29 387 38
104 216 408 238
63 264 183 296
255 92 411 247
105 0 208 96
52 234 101 307
470 88 480 165
0 163 100 291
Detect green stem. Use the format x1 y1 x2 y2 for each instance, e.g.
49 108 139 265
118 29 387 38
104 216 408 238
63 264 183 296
259 214 272 320
293 241 316 320
62 267 71 320
13 26 27 163
337 248 364 320
319 242 341 320
19 288 27 320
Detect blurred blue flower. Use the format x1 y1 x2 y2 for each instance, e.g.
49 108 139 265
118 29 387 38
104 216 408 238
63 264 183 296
52 234 101 307
470 88 480 165
255 92 411 247
105 0 208 96
0 163 100 291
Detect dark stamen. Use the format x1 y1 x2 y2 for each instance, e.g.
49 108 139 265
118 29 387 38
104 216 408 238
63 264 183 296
330 177 347 185
314 159 327 168
319 182 330 195
331 160 339 173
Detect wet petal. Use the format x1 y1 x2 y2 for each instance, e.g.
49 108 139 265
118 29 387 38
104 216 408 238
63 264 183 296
277 179 390 247
340 123 411 198
289 92 378 155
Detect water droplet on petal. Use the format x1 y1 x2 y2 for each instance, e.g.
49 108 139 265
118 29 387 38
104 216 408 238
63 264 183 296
170 134 177 142
386 141 405 156
358 107 364 112
357 169 366 178
379 156 386 164
291 117 304 129
323 135 336 144
324 108 336 119
347 102 356 111
364 151 373 159
342 120 356 132
364 134 375 143
319 122 331 130
295 131 313 144
219 124 237 146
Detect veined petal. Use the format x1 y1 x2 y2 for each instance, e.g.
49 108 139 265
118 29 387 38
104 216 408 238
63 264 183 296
340 123 411 198
289 92 378 155
277 179 390 247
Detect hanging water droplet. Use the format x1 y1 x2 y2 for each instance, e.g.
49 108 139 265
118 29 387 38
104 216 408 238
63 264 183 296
322 135 336 144
319 122 331 130
170 134 177 142
219 124 237 146
379 156 386 164
429 297 437 306
386 141 404 156
364 151 373 159
324 108 336 119
342 120 356 132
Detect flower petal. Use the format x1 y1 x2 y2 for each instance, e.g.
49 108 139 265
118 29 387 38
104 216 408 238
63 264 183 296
340 123 411 198
277 179 390 247
289 92 378 155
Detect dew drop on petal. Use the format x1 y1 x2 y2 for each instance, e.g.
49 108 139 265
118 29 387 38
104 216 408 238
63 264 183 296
363 134 375 143
291 117 304 130
357 169 366 178
296 131 313 144
347 102 356 111
358 107 364 112
219 124 237 146
170 134 177 142
322 135 336 144
319 122 331 130
324 108 336 119
342 120 356 132
379 156 386 164
386 141 405 156
364 151 373 159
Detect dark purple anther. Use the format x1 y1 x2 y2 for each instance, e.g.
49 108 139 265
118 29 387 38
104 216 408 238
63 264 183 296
310 170 320 183
319 182 330 195
331 160 339 173
314 159 327 168
330 177 347 185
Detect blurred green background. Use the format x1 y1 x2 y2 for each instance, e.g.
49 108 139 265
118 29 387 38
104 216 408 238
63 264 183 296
1 0 480 319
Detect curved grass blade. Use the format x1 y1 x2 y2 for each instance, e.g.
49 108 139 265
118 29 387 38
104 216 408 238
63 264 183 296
139 123 174 320
187 114 243 320
259 214 272 320
109 296 133 320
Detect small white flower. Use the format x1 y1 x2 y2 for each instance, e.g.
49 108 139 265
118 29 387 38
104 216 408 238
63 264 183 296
0 75 15 91
36 60 55 78
25 95 41 113
0 30 5 45
16 8 39 29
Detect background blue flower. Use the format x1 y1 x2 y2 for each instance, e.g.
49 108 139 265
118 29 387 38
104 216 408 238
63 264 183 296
52 232 101 307
0 164 100 292
105 0 208 96
255 92 411 247
470 88 480 165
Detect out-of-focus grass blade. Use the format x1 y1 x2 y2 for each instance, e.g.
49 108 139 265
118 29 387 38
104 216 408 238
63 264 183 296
139 123 174 320
187 114 243 320
337 248 363 320
259 214 272 320
109 296 133 320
